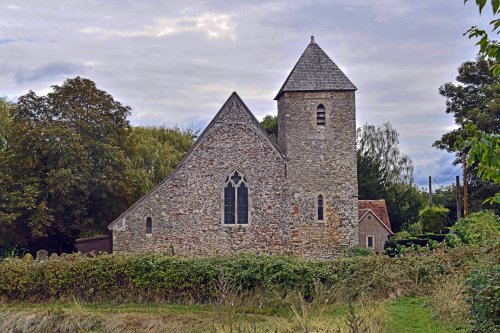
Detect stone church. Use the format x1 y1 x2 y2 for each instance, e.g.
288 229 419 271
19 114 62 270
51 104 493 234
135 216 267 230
108 37 358 259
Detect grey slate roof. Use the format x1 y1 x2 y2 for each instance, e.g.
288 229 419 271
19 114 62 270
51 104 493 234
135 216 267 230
274 37 356 100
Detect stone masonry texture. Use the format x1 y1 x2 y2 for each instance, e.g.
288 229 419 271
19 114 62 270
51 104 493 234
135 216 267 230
278 91 358 258
110 39 359 259
112 94 291 256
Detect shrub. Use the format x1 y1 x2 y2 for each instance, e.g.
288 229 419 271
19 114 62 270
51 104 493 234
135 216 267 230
384 234 447 257
405 222 422 236
393 231 411 240
348 246 374 256
469 262 500 332
0 248 482 304
419 206 449 234
449 211 500 247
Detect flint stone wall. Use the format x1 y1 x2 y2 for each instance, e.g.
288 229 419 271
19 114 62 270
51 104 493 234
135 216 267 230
112 97 290 256
278 91 358 258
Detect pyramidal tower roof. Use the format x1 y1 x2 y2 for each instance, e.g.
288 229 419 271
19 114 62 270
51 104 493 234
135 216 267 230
274 36 356 100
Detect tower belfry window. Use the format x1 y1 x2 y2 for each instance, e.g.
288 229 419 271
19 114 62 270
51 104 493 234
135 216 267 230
316 104 326 126
224 170 249 225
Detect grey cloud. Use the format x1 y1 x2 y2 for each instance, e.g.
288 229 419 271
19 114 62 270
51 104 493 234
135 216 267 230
1 0 491 186
14 62 88 84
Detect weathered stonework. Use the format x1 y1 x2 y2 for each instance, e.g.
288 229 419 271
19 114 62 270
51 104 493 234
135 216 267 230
112 94 290 256
109 38 359 259
278 91 358 258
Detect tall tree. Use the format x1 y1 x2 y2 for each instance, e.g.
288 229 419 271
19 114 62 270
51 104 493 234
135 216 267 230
0 97 12 151
357 122 422 231
0 97 25 248
260 115 278 143
357 122 414 185
127 126 196 199
433 57 500 211
459 1 500 205
434 57 499 153
357 150 387 200
4 77 133 251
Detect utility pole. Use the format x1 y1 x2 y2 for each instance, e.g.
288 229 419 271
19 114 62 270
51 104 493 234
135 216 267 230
428 176 433 207
456 175 462 219
462 153 468 217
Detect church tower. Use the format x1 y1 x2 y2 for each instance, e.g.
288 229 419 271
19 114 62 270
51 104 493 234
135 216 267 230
276 36 358 258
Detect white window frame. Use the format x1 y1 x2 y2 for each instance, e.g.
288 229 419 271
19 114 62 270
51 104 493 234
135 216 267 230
366 235 375 248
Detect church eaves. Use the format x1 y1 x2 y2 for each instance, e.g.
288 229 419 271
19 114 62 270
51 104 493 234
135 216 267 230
274 36 356 100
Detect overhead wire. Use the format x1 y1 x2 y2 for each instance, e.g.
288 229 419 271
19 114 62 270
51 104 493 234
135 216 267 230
432 167 461 185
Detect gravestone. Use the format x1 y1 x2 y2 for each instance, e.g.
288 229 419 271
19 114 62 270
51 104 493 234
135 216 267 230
36 249 48 261
23 253 33 262
49 253 59 261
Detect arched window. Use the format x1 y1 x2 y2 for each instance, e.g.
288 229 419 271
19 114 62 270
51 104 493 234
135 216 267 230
224 170 249 225
146 216 153 234
316 104 326 126
317 195 324 221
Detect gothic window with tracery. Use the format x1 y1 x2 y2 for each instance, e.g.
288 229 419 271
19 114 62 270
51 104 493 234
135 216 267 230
224 170 249 225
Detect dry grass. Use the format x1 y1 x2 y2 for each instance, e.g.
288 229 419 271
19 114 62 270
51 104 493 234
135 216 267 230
427 273 471 329
0 307 217 333
0 293 465 333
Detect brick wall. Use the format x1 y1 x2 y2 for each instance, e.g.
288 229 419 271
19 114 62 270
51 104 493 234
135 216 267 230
75 235 112 254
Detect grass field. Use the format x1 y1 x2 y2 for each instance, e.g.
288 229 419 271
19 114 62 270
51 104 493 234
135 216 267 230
0 296 467 333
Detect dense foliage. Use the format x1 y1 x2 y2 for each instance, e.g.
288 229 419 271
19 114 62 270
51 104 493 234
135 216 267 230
128 126 196 200
357 122 414 185
357 122 424 231
431 185 462 223
0 78 195 252
433 57 500 213
460 1 500 207
448 210 500 247
0 97 12 151
419 206 449 234
260 115 278 143
459 124 500 205
0 247 480 303
469 262 500 333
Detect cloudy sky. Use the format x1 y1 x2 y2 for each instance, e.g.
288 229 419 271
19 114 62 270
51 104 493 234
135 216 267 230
0 0 495 187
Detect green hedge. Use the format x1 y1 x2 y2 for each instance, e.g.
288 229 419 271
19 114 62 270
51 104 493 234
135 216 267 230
449 211 500 247
0 248 479 303
419 206 449 233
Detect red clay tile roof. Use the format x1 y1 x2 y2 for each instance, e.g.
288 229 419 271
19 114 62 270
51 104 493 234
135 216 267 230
358 209 368 220
358 200 392 232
